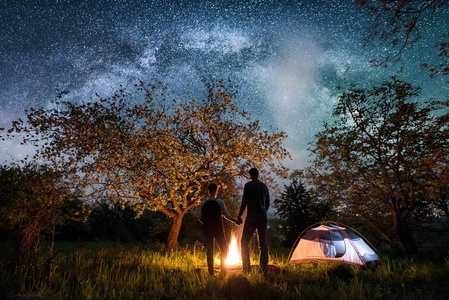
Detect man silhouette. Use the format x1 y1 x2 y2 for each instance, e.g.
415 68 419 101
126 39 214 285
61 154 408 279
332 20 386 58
236 168 270 274
198 183 239 276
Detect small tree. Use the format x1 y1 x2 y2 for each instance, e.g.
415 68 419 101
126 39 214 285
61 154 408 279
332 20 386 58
306 77 448 254
0 163 71 252
274 174 333 247
6 77 290 248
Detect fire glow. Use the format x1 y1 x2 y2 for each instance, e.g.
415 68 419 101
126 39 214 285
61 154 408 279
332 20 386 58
225 233 242 266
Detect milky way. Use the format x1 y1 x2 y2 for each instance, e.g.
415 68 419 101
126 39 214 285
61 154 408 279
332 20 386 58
1 0 448 169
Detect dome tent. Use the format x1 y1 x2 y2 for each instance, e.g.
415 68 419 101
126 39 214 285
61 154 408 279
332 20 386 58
288 222 379 267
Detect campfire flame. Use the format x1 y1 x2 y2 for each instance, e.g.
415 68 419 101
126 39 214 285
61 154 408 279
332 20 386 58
225 233 242 266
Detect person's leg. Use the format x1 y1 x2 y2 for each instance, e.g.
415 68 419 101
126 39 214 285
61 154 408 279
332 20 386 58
204 230 215 276
241 218 257 272
257 217 269 274
214 227 228 274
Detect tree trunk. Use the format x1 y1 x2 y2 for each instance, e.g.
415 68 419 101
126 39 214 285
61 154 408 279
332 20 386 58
48 200 56 283
393 212 418 254
365 218 400 252
167 213 184 249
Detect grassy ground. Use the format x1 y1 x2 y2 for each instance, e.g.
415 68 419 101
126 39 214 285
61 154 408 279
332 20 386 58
1 241 448 300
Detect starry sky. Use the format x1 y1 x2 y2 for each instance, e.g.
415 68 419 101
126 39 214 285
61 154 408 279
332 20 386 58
1 0 448 170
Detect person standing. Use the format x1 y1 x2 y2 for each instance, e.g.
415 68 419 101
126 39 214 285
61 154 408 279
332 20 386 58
236 168 270 274
198 183 239 276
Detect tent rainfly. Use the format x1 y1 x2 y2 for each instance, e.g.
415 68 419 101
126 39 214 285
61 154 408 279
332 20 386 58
289 222 379 267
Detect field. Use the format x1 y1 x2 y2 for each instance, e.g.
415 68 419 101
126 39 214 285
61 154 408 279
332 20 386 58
1 241 449 300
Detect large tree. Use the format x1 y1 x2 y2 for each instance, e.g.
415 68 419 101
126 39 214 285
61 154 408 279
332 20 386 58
421 106 449 218
356 0 449 82
5 78 290 248
305 76 448 254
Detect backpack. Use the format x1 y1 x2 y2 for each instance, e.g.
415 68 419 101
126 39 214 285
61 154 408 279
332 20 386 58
202 200 222 228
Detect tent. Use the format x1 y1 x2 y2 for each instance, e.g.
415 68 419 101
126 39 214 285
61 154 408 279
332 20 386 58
289 222 379 267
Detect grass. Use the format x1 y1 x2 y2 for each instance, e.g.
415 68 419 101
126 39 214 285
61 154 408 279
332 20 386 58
1 241 448 299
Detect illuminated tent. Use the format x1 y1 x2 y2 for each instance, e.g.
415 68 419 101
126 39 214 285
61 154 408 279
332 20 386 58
289 222 379 267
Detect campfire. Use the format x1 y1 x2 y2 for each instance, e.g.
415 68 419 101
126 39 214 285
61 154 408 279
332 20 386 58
209 231 281 274
225 233 242 266
214 232 242 267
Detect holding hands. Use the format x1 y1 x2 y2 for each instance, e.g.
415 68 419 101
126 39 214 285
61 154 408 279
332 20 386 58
235 216 243 225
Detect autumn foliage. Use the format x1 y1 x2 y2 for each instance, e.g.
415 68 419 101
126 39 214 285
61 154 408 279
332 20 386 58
306 77 448 254
7 78 290 248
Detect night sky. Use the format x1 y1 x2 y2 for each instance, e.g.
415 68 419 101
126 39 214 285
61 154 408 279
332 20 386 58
1 0 448 170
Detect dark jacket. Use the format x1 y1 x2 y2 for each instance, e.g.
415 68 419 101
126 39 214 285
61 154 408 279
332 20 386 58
238 179 270 219
198 198 234 228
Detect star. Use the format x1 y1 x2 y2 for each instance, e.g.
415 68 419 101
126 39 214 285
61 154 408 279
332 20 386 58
1 0 448 169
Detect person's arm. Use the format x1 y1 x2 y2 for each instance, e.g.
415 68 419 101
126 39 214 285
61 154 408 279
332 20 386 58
238 183 249 218
217 199 238 224
265 185 270 211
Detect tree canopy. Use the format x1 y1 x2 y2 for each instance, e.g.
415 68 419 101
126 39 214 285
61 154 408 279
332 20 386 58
305 76 449 254
6 77 290 248
356 0 449 82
